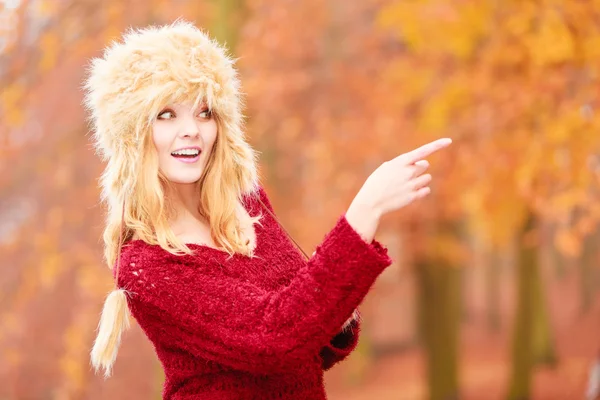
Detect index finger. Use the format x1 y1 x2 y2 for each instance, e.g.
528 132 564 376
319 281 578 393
396 138 452 165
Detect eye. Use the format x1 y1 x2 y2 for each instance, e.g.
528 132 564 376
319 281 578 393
157 109 176 120
198 109 213 119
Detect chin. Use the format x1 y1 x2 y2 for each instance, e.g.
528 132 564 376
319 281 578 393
165 172 204 185
174 177 203 185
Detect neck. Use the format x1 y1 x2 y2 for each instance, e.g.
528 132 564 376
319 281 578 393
168 182 204 225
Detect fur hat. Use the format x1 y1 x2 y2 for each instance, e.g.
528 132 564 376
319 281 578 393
83 19 258 197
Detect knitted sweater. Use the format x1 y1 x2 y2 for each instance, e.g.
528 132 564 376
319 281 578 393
116 186 393 399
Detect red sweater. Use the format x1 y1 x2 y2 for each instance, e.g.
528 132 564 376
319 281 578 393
116 186 393 399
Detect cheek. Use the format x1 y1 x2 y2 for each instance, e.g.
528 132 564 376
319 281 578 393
205 120 218 148
152 125 171 156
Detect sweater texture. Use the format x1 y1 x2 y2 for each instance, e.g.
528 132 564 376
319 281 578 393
116 186 393 399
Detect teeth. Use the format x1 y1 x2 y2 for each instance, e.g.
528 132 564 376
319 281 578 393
171 149 200 156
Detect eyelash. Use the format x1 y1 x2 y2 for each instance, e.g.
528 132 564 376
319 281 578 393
157 108 212 120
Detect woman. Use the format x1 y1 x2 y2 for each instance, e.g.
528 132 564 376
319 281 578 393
84 20 451 399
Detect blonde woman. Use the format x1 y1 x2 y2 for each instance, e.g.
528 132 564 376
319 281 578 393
84 20 451 400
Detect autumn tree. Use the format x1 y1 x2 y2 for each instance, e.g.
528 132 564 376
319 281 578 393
378 1 600 399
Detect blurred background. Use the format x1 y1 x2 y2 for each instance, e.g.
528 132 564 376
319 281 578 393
1 0 600 399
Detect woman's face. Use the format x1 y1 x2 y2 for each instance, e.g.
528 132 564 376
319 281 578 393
152 101 217 185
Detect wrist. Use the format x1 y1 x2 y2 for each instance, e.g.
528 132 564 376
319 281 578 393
345 200 381 244
347 199 381 226
348 194 381 220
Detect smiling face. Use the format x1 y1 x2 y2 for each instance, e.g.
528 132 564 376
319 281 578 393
152 102 218 185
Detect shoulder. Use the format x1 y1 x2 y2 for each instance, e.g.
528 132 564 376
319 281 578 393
114 241 152 290
115 240 193 291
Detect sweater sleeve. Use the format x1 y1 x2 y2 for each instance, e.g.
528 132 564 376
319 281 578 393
255 186 361 371
320 317 360 371
121 197 392 376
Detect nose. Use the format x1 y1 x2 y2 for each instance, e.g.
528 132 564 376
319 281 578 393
179 114 200 139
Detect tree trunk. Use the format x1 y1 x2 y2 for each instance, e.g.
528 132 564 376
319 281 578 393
531 261 557 367
417 259 460 400
580 228 600 314
486 243 502 332
507 216 536 400
210 0 247 51
507 213 557 398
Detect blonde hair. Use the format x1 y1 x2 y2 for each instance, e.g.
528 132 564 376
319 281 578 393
83 20 261 378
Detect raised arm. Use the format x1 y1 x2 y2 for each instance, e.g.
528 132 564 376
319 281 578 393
255 186 365 371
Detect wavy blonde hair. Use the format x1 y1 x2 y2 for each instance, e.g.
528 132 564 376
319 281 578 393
83 20 262 378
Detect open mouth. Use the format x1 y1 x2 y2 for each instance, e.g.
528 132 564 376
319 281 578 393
171 149 201 158
171 148 201 163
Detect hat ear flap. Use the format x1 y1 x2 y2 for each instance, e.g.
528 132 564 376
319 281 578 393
90 288 130 379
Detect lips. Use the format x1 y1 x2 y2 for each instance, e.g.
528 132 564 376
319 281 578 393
172 153 201 164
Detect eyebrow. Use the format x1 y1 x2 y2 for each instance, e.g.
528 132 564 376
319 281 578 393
165 102 209 110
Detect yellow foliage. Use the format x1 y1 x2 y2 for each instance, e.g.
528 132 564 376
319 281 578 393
504 3 536 37
515 142 542 193
526 8 575 67
38 31 60 73
462 188 484 218
430 232 469 265
377 0 600 240
40 253 64 290
489 198 528 247
550 190 586 214
547 118 572 145
418 79 469 133
583 32 600 62
1 83 24 127
554 229 581 258
378 0 491 59
381 59 435 104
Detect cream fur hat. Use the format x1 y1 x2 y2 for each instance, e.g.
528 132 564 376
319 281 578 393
83 19 258 198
